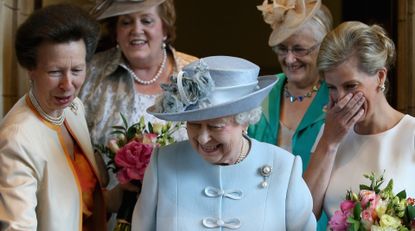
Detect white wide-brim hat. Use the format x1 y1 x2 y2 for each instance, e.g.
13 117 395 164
91 0 166 20
147 56 278 121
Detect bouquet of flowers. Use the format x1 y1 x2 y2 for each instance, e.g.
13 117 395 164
329 172 415 231
97 114 183 231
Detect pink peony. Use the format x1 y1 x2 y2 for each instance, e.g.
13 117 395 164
329 210 349 231
114 140 153 184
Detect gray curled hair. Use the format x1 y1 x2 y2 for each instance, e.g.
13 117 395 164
235 107 262 125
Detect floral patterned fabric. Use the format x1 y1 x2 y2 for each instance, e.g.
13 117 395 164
79 46 197 147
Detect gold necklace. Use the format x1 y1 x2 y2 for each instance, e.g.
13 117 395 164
235 136 249 164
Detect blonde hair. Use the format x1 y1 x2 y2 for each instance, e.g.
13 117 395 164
318 21 396 76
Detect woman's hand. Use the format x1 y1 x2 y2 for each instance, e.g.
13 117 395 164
322 92 365 148
304 92 365 218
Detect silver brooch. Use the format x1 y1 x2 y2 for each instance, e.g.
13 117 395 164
258 165 272 188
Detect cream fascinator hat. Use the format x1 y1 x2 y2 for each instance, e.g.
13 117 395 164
258 0 321 47
90 0 166 20
147 56 278 121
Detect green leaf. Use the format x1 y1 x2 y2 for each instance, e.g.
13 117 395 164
120 113 128 128
110 130 125 135
353 203 362 221
397 190 407 200
407 205 415 220
359 184 371 191
148 122 154 133
348 219 360 231
383 179 394 194
126 126 138 141
111 125 126 131
130 122 142 132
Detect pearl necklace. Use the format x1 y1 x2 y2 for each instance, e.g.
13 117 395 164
28 89 65 126
126 48 167 85
284 81 320 103
235 136 249 164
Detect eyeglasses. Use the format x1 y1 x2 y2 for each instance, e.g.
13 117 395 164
273 43 320 57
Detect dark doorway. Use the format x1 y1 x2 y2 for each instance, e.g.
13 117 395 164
342 0 398 107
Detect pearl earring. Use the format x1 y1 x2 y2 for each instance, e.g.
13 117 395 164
379 84 385 92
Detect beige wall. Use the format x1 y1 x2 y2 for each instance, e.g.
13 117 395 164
1 0 33 118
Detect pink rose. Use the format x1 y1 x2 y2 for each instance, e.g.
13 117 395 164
361 208 375 230
329 210 349 231
361 208 374 222
115 140 153 184
360 190 378 209
340 200 355 216
142 133 158 145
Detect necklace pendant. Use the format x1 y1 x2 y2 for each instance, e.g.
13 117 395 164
284 81 321 103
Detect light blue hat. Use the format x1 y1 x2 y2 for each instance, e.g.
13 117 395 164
147 56 278 121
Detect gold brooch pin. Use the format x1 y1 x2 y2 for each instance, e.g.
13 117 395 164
69 102 78 115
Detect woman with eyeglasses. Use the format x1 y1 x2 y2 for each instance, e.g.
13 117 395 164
249 0 332 230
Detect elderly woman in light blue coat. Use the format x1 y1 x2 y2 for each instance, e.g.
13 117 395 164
132 56 316 230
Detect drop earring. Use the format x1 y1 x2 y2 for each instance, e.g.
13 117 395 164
379 84 385 92
162 36 167 49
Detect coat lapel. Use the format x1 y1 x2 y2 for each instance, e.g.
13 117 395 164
64 99 105 185
296 81 329 133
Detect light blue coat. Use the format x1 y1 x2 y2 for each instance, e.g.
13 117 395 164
132 139 316 231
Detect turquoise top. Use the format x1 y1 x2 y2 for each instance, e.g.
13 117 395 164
248 73 328 170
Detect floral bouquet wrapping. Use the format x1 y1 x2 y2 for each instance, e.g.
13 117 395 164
97 114 182 231
329 172 415 231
